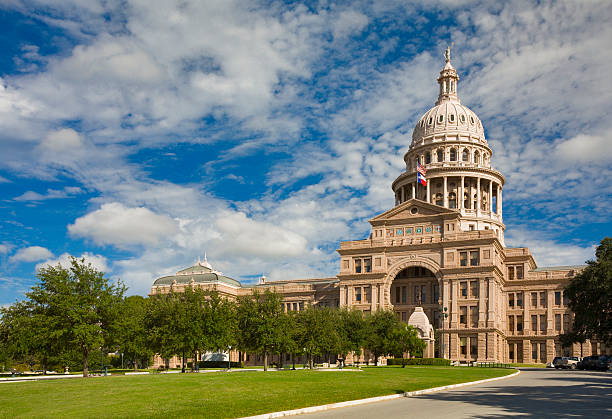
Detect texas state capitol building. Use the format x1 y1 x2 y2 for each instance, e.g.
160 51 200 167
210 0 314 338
151 51 600 366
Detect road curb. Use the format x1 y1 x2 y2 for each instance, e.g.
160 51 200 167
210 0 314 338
242 369 521 418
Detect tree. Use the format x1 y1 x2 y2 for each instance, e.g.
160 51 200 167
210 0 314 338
7 258 125 377
562 237 612 347
112 296 153 370
236 290 285 371
296 307 339 368
388 324 426 367
336 309 367 365
365 310 399 366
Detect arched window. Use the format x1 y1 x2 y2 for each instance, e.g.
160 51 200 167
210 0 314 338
449 114 455 122
474 151 480 164
437 149 444 162
449 192 457 209
425 152 431 164
438 115 444 123
450 148 457 161
462 149 469 161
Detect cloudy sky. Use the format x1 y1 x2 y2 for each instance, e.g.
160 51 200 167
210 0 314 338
1 0 610 304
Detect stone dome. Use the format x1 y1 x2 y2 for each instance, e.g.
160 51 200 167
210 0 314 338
411 101 485 145
407 306 433 339
410 47 486 147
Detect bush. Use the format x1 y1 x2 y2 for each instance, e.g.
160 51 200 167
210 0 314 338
387 358 451 366
186 361 244 369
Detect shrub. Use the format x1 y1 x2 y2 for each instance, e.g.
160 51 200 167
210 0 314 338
387 358 451 366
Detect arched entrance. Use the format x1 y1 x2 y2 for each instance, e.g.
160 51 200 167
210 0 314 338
389 266 441 329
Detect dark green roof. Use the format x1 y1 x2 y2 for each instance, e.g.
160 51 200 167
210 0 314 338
153 263 242 288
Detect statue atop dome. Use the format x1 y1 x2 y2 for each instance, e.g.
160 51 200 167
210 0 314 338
445 45 451 63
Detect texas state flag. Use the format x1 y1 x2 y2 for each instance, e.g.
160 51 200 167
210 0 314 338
417 172 427 186
417 162 427 186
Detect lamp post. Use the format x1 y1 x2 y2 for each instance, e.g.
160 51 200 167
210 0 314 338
228 346 232 371
439 306 448 359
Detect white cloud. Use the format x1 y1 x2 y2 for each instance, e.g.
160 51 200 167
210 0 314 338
9 246 54 263
36 252 110 273
332 10 369 39
40 128 83 151
68 202 179 247
13 186 84 201
554 133 612 163
0 243 15 254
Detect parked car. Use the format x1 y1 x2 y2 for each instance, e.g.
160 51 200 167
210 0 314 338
552 356 564 369
557 356 581 369
578 355 611 371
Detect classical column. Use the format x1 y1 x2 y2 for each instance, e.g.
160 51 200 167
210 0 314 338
488 179 492 214
498 186 503 217
340 285 346 306
426 179 431 203
478 278 486 327
476 177 481 216
371 285 377 311
487 278 495 327
443 176 448 208
411 183 416 200
460 175 464 210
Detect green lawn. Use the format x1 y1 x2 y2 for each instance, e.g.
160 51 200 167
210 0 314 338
0 366 514 418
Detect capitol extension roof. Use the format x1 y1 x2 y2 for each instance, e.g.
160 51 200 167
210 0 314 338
152 256 242 288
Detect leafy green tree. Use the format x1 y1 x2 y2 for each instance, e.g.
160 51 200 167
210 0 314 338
365 310 399 366
388 324 426 367
201 290 237 368
297 307 339 368
236 290 285 371
7 258 125 377
112 295 153 370
336 309 367 365
562 237 612 347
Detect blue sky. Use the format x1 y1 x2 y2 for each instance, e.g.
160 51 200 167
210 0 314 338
1 0 610 304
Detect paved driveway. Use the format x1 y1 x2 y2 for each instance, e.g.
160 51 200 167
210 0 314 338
302 369 612 418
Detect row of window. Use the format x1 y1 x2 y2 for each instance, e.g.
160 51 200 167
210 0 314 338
393 284 440 305
386 225 442 237
507 313 572 334
424 113 477 126
418 148 488 165
508 291 569 308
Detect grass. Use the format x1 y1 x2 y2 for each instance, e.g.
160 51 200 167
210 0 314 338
509 363 547 368
0 366 514 418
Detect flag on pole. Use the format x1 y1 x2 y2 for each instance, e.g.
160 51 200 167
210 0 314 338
417 162 427 186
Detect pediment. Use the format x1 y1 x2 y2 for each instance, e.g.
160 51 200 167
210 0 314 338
370 199 458 224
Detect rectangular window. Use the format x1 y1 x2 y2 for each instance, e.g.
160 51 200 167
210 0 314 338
540 292 547 308
508 266 515 281
516 292 523 308
460 251 468 266
563 314 571 332
532 343 538 361
532 315 538 332
402 286 407 304
414 286 420 303
433 285 439 304
555 314 561 331
509 316 514 333
401 312 407 322
355 288 362 302
540 343 547 363
421 285 427 304
364 258 372 273
460 306 467 325
531 292 538 308
509 343 514 361
470 251 480 266
395 286 400 304
470 281 479 298
540 315 546 332
516 316 523 332
470 305 478 327
460 337 467 356
555 291 561 306
562 292 569 306
516 265 524 279
355 259 362 273
460 281 468 298
470 337 478 358
509 293 514 307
